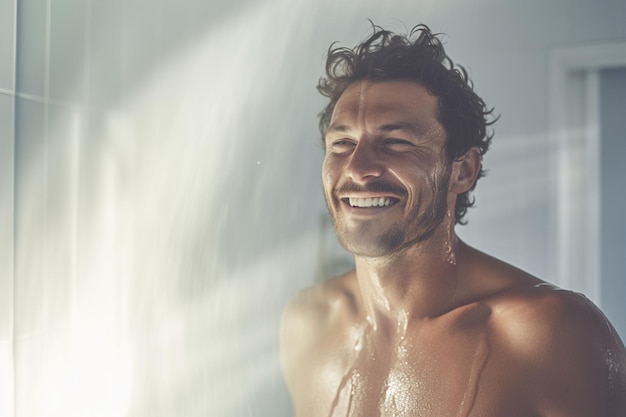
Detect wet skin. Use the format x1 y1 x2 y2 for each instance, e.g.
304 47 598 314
280 81 626 416
282 245 626 417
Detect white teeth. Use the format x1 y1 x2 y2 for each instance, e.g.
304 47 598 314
348 197 392 208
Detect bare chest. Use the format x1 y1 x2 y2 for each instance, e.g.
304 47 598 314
302 320 532 417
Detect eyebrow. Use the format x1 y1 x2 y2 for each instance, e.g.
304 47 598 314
326 122 423 136
378 122 423 136
326 123 351 134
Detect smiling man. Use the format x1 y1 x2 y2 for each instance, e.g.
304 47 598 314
280 24 626 417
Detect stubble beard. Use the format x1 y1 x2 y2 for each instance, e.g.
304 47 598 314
325 169 451 258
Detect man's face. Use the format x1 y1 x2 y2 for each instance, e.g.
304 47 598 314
322 80 451 257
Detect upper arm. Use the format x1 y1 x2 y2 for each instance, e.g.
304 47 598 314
279 288 328 408
515 291 626 417
279 294 310 397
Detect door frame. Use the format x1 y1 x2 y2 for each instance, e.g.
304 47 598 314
549 40 626 305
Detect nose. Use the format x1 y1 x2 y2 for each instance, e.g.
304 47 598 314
345 142 384 182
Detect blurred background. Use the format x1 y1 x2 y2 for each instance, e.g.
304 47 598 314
1 0 625 416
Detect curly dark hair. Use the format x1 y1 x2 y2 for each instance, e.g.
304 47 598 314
317 23 497 225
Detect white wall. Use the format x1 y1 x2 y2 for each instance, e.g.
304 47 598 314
1 0 625 416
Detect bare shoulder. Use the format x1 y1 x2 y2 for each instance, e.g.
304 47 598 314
280 270 359 336
487 279 626 415
464 244 624 358
279 271 359 394
462 244 625 415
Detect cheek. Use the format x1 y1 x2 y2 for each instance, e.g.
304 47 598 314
428 165 442 192
322 155 340 181
321 159 330 181
398 166 442 205
398 166 433 190
321 158 336 194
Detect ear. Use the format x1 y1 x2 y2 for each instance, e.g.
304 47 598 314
449 146 481 194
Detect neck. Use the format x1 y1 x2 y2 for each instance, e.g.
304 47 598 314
353 230 463 336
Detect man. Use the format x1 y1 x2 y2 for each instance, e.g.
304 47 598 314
280 24 626 417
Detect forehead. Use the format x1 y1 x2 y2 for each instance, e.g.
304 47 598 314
329 80 441 132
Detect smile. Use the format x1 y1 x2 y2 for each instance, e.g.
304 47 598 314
345 197 396 208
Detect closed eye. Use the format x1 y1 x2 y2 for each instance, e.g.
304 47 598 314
328 139 356 153
383 138 415 150
385 138 412 145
